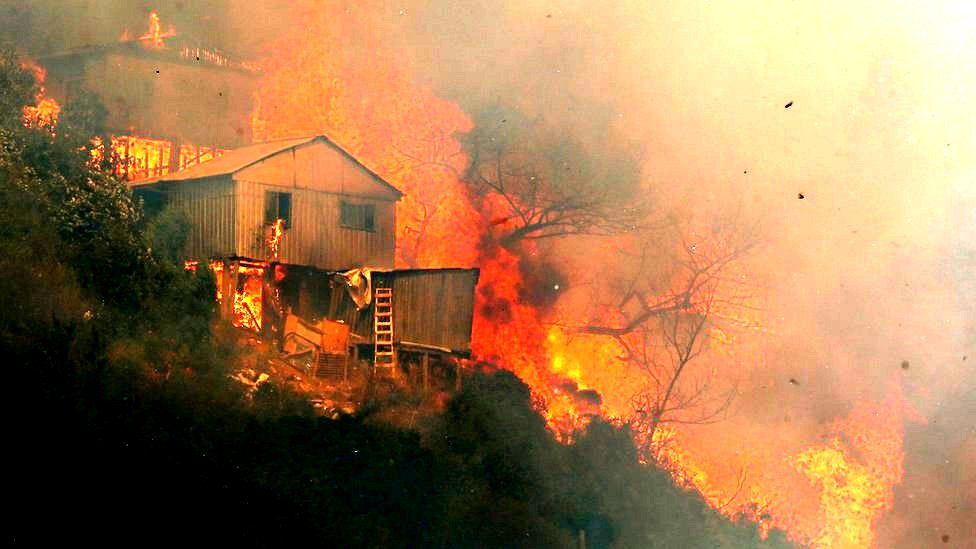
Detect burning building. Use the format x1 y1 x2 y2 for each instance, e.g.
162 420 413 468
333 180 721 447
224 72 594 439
37 11 257 180
130 135 479 382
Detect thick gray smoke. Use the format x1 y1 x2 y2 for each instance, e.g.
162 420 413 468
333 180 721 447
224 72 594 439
405 2 976 544
6 1 973 545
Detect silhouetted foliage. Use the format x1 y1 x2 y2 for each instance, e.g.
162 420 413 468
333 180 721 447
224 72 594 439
460 102 648 245
0 48 151 313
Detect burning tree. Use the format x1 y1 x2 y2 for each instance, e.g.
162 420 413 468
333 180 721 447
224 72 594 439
0 49 151 311
458 103 648 246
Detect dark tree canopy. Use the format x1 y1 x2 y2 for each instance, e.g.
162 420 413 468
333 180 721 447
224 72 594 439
461 103 648 244
0 49 35 129
0 48 152 312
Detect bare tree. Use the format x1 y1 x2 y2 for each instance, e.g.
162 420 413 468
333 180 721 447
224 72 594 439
459 104 648 246
573 219 762 457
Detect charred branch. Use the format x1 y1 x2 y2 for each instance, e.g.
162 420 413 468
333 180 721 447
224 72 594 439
570 220 761 444
459 103 650 245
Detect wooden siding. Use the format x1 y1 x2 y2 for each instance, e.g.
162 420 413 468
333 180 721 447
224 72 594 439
234 180 396 270
280 268 479 354
230 139 398 269
391 270 479 353
138 136 399 269
234 140 400 200
166 176 237 260
44 50 256 149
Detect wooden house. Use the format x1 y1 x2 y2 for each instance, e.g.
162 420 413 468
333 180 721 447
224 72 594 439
131 135 401 270
130 136 479 378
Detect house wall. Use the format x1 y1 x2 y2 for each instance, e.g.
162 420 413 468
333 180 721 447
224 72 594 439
280 268 479 354
165 175 237 260
232 140 398 269
235 140 399 199
390 270 479 353
234 182 395 269
43 47 256 149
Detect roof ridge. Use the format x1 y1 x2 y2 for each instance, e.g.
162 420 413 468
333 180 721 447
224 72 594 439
128 135 402 198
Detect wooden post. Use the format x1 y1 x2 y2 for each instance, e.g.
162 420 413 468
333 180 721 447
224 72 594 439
422 352 430 394
222 259 239 323
123 138 130 180
219 259 231 320
168 137 181 174
260 264 276 341
578 529 586 549
455 360 462 392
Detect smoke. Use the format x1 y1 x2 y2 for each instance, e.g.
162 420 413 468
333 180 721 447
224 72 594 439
0 0 289 57
7 0 973 545
398 1 976 545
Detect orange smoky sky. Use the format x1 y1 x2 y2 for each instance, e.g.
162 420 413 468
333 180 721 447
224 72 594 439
11 0 973 545
396 1 976 544
392 0 976 410
230 1 974 544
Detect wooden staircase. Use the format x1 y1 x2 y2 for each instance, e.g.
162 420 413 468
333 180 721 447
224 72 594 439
373 287 396 374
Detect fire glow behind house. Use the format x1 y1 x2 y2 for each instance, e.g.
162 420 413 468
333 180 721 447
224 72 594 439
8 2 974 547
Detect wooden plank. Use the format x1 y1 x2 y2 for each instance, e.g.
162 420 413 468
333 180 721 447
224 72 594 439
391 269 478 353
233 180 395 270
221 259 237 321
236 140 400 200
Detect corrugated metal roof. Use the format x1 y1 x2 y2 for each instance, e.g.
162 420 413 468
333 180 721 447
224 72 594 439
128 135 402 197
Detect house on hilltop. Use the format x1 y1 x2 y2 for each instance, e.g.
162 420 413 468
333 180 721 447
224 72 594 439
132 136 401 270
130 136 478 383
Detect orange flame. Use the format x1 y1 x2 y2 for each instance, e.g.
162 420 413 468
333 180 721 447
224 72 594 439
234 262 265 332
208 260 264 331
87 135 225 180
21 61 60 130
210 260 225 302
138 11 176 48
249 13 909 547
787 394 906 548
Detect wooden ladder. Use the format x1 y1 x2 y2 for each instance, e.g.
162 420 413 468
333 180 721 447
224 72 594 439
373 287 396 374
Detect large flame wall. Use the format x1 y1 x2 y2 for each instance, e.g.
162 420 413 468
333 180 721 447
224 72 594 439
230 1 973 547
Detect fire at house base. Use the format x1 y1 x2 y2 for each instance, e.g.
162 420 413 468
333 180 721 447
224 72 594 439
137 135 479 404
